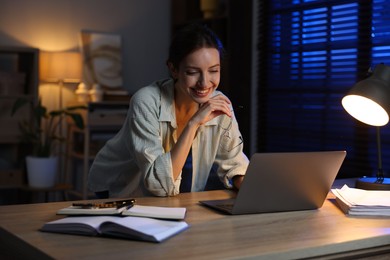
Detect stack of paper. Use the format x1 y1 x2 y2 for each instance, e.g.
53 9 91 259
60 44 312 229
331 185 390 217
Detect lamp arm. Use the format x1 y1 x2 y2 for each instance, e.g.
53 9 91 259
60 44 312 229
376 126 384 183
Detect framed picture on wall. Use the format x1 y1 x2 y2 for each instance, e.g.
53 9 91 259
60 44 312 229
79 30 124 91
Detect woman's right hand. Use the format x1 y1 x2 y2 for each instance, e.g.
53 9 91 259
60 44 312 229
191 94 232 127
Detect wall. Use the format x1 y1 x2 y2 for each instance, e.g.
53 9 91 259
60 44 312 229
0 0 171 94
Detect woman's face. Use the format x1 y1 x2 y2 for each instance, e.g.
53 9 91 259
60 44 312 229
172 47 220 104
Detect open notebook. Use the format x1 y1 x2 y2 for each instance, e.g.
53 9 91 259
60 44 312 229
200 151 346 215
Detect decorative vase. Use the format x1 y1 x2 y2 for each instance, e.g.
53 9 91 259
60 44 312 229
89 83 103 102
26 156 58 188
75 82 90 103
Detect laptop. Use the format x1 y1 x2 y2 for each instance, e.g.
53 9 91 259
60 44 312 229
199 150 346 215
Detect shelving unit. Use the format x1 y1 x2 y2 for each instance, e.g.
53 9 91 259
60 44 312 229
65 101 129 199
0 47 38 192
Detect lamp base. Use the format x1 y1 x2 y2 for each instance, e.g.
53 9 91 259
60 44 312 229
355 177 390 190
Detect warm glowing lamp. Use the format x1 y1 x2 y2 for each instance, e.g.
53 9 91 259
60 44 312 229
39 51 82 110
39 51 82 183
40 51 82 83
342 63 390 190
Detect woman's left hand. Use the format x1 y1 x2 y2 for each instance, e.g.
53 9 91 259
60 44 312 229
233 175 244 190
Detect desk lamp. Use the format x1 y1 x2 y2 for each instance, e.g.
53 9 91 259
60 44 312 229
341 63 390 190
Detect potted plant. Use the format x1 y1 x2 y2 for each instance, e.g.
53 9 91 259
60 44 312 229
11 98 85 188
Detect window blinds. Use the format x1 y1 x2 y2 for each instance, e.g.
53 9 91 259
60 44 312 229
259 0 390 178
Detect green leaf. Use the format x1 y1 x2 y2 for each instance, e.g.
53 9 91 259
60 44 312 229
11 97 85 157
67 105 87 111
66 112 85 129
11 98 29 116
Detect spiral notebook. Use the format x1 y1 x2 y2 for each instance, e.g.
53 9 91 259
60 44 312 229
200 151 346 215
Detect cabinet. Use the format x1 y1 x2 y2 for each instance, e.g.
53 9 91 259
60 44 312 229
65 101 129 199
0 47 38 189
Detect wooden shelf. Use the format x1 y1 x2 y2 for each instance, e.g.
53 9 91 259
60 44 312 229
65 101 129 200
0 47 38 194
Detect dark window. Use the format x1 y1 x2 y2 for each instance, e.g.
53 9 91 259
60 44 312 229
258 0 390 178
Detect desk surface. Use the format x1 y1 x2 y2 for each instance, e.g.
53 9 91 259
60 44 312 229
0 179 389 260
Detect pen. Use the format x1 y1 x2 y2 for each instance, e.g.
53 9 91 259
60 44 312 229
72 199 136 209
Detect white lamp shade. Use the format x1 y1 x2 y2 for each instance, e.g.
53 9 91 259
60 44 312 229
39 51 82 82
342 64 390 127
342 95 389 126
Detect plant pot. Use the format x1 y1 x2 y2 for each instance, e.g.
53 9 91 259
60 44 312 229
26 156 58 188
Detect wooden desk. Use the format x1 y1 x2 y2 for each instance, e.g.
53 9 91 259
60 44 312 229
0 187 389 259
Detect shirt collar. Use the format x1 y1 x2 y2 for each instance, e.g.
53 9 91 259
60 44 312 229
159 79 175 124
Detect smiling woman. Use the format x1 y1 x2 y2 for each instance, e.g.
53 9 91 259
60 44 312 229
88 23 249 199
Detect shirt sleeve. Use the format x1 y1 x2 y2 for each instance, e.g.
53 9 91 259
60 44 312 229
214 113 249 188
128 89 178 197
